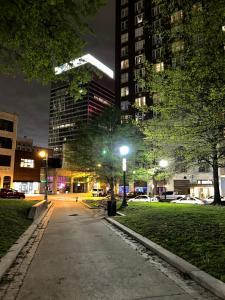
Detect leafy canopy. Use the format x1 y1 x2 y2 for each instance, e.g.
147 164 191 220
0 0 105 86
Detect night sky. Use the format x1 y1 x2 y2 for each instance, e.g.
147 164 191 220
0 0 115 147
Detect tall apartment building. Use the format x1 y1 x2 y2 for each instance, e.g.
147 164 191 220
0 112 18 188
49 54 115 157
116 0 152 122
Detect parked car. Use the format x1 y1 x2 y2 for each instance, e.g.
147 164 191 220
203 196 225 205
92 188 105 197
159 191 186 202
0 188 25 199
128 195 159 202
171 196 205 205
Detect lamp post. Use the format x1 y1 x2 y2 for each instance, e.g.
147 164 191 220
39 150 48 202
119 145 129 207
159 159 168 201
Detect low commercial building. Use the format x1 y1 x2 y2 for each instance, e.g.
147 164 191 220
0 111 18 188
14 137 53 194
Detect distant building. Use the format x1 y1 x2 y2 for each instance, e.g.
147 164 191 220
14 137 54 194
0 111 18 188
48 54 115 157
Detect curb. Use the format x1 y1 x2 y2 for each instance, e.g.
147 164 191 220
105 217 225 300
81 201 99 209
0 202 54 282
28 200 50 220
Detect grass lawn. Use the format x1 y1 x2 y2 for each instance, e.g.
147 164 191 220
83 197 121 209
116 202 225 282
0 199 37 258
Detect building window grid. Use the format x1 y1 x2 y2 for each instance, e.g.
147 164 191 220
135 40 145 52
135 27 144 38
134 0 144 13
121 72 129 83
121 59 129 70
121 86 129 97
121 7 128 18
121 33 128 44
135 54 145 65
135 13 144 25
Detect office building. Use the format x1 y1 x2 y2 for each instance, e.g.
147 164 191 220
48 54 115 157
0 111 18 188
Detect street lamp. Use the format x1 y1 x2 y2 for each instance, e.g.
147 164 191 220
159 159 169 201
119 145 129 207
39 150 48 202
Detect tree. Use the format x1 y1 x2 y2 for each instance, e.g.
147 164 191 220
0 0 105 88
64 107 142 203
143 0 225 204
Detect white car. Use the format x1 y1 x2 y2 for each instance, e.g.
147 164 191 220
171 196 205 205
204 196 225 205
128 195 159 202
92 188 105 197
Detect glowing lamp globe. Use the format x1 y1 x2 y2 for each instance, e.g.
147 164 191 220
119 145 129 156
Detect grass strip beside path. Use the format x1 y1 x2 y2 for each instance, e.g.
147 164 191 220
116 203 225 282
0 200 37 258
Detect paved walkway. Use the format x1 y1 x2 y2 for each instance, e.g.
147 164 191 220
15 201 213 300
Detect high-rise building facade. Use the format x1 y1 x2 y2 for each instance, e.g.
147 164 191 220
48 54 115 157
116 0 152 122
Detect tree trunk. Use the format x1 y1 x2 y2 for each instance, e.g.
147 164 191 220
212 153 221 205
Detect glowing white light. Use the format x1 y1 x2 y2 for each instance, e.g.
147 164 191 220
159 159 169 168
55 54 114 79
119 145 129 156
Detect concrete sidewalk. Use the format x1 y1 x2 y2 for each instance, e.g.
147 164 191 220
14 201 214 300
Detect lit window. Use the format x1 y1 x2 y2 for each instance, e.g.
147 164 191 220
121 114 132 123
135 0 144 12
135 96 146 107
135 40 145 51
135 112 145 121
121 46 128 57
20 159 34 168
135 54 145 65
171 10 183 24
121 33 128 44
121 7 128 18
135 27 144 38
222 26 225 32
121 72 128 83
121 20 128 31
135 13 144 25
121 59 129 69
172 40 184 52
154 62 164 72
121 100 130 111
192 2 202 11
121 86 129 97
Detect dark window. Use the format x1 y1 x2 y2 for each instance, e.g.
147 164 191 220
0 119 13 132
0 155 11 166
0 137 12 149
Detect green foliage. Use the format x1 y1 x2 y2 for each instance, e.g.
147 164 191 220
0 0 105 87
64 107 143 189
117 202 225 282
143 0 225 202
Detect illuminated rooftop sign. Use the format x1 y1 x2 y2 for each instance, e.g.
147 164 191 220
55 54 114 79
